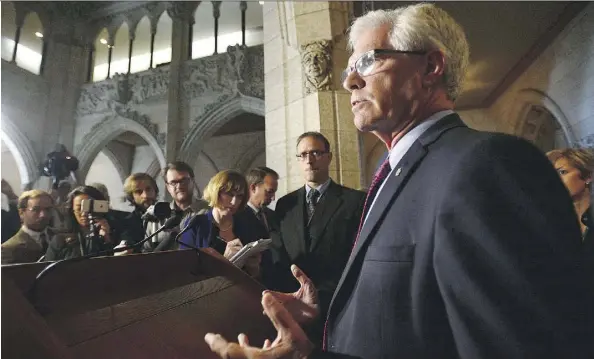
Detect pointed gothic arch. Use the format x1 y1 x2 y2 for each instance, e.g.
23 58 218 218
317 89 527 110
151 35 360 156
75 114 166 183
0 115 39 189
179 95 265 163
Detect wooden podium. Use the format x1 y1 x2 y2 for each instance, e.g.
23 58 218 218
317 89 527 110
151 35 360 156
1 248 276 359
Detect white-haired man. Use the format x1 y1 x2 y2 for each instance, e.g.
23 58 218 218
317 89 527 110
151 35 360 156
204 4 592 358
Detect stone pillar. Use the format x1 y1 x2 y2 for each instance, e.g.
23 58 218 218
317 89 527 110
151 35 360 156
263 2 360 196
165 2 196 163
41 27 90 161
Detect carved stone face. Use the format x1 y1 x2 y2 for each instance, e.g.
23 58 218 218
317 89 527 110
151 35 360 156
303 48 329 80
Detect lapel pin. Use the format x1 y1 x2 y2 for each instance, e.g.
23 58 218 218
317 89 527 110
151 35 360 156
395 167 402 176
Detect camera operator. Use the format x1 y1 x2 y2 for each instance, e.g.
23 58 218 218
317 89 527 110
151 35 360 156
116 173 159 254
45 186 116 260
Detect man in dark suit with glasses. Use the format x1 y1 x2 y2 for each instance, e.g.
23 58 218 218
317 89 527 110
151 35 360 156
268 131 365 344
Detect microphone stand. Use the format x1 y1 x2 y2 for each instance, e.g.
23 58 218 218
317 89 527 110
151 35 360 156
28 215 183 310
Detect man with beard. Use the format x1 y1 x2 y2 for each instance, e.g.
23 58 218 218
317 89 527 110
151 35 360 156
116 173 159 254
157 161 208 251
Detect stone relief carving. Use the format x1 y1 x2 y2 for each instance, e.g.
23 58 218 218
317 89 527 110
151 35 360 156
129 67 170 104
300 40 332 94
182 44 262 102
77 82 117 115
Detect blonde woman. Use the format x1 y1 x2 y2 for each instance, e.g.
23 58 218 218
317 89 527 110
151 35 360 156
179 170 260 276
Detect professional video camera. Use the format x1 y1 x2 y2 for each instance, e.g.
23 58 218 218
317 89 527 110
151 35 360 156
40 144 79 189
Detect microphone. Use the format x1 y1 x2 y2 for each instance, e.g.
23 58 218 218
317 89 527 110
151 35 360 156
141 202 172 222
154 213 201 252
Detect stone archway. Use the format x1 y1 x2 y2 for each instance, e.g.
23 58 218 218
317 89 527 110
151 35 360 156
76 115 166 182
179 95 265 163
0 116 39 189
511 89 576 147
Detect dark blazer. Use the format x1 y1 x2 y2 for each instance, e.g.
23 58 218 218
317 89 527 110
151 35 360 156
319 114 592 359
1 203 21 243
234 206 278 287
272 180 365 319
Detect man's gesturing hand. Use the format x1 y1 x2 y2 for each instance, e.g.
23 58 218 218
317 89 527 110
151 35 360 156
204 292 313 359
264 265 320 325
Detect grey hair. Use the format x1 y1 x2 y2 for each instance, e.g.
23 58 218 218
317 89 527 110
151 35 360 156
348 3 470 101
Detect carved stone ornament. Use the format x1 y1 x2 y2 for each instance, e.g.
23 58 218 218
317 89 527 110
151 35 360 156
300 40 333 94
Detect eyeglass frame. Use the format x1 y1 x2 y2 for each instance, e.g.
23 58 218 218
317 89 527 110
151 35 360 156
341 49 427 84
166 177 192 188
296 150 330 161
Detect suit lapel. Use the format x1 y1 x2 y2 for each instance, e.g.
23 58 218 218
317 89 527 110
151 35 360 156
328 114 467 320
283 188 307 258
308 181 343 252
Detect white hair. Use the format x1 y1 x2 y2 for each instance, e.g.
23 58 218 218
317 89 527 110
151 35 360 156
348 3 470 101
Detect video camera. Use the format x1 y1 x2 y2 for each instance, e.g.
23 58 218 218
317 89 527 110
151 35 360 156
40 144 79 189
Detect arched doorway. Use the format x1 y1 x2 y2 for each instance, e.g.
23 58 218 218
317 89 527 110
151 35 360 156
0 116 39 190
84 131 162 212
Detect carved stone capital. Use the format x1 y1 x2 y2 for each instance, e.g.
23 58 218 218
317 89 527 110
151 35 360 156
300 40 333 94
167 2 195 22
212 1 222 18
578 134 594 149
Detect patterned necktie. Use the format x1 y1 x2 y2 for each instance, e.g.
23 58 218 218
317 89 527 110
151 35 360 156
354 158 392 247
307 189 320 222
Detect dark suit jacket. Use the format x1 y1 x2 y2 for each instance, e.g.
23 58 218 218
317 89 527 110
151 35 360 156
272 180 365 319
319 115 592 359
1 203 21 243
234 206 278 287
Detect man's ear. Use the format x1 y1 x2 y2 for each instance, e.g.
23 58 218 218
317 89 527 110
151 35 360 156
249 183 257 193
423 50 446 88
328 152 333 163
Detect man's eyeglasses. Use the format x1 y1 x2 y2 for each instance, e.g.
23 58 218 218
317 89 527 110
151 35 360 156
26 206 53 214
341 49 427 83
166 177 191 187
296 151 328 161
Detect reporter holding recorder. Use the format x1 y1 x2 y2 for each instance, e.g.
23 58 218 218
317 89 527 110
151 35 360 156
45 186 116 261
179 170 262 278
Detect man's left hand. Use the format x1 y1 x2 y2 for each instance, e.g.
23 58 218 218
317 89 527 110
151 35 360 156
204 292 314 359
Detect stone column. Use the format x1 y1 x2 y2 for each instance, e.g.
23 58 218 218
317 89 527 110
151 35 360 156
263 2 361 196
41 26 90 160
165 2 197 163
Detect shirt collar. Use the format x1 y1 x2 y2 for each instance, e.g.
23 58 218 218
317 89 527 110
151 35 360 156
21 225 48 243
388 110 454 170
305 178 331 201
247 201 260 214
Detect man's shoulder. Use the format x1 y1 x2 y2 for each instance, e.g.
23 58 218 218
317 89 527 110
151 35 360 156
1 230 27 248
332 181 366 199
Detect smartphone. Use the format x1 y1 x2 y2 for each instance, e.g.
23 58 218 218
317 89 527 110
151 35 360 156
80 199 109 214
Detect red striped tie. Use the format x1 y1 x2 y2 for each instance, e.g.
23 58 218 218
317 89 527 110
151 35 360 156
322 158 391 350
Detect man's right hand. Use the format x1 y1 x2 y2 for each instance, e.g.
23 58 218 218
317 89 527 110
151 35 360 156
264 265 320 325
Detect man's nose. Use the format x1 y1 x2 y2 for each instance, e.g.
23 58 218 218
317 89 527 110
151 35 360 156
343 70 364 92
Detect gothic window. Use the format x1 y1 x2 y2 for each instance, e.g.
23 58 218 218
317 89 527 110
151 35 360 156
93 28 110 81
110 21 130 76
131 16 151 73
191 1 264 59
1 2 16 62
16 11 43 74
153 11 172 67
